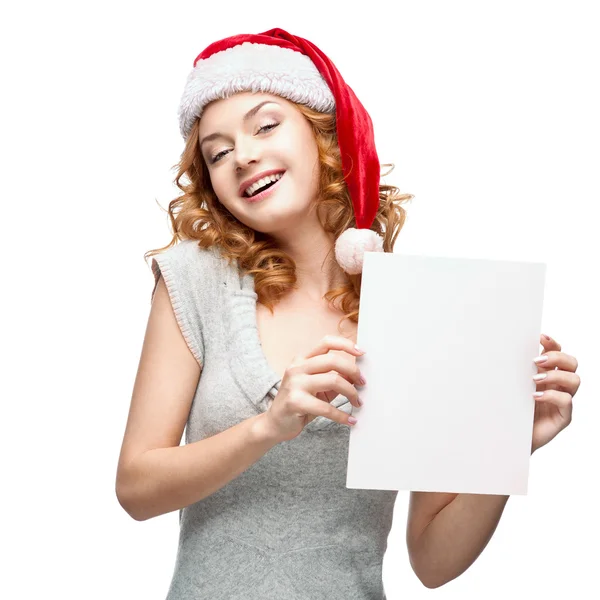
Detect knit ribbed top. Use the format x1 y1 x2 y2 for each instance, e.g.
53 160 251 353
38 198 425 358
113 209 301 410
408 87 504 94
150 239 398 599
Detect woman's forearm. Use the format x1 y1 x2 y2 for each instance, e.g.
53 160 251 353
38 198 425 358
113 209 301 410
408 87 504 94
411 493 510 588
116 413 280 521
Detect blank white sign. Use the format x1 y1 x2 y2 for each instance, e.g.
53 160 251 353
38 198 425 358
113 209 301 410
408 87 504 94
347 251 546 495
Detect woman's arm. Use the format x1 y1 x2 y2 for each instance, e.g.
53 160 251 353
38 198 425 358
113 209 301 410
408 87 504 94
406 490 510 588
405 334 579 589
115 276 280 521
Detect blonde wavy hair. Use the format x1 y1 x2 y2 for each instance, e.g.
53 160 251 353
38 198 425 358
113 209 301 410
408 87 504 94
145 100 414 332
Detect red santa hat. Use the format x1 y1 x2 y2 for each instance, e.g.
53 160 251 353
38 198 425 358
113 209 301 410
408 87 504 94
178 27 384 275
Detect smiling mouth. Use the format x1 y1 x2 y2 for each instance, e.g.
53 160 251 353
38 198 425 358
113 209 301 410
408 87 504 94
243 171 285 198
243 172 285 201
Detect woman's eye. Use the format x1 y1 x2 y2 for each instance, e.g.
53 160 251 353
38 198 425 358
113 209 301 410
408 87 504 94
210 122 279 164
257 122 279 134
211 149 228 163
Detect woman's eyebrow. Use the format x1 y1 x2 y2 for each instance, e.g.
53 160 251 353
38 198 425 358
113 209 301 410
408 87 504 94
199 100 280 148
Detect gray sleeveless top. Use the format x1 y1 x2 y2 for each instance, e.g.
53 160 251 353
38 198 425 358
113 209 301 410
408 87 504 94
150 239 398 600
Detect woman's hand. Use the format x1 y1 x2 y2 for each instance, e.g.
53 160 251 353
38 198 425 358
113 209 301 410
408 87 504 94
262 335 365 443
531 334 580 453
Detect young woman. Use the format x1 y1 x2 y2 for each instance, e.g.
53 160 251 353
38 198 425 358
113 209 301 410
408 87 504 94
115 28 581 598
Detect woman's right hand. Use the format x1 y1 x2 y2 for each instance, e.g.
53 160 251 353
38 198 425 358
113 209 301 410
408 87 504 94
261 335 366 443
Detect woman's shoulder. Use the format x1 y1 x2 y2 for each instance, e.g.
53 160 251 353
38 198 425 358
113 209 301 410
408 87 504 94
150 239 237 315
155 239 230 272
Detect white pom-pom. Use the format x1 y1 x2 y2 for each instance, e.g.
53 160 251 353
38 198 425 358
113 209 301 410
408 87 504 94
334 228 384 275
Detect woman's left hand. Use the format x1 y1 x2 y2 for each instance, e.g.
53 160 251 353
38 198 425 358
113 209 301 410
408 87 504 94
531 334 580 454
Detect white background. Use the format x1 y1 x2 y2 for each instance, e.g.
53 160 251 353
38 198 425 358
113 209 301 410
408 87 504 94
1 0 598 598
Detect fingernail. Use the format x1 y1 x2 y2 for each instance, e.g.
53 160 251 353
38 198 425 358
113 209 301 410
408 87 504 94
348 417 358 425
533 373 548 381
357 397 363 406
534 355 549 364
542 334 551 340
358 375 366 386
354 345 366 354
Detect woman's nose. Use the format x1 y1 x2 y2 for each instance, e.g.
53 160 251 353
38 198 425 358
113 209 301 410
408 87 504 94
234 137 261 168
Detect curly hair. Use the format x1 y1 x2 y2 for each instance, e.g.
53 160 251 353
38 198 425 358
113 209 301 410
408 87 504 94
145 100 414 333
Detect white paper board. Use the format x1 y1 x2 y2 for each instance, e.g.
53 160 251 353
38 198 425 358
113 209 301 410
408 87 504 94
347 251 546 495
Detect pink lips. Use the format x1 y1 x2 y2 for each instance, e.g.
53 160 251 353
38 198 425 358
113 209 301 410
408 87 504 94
239 169 286 197
243 172 285 203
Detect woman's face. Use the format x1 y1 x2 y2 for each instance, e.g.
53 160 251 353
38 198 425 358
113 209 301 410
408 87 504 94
198 92 321 236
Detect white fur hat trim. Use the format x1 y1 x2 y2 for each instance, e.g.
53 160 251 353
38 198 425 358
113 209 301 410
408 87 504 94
178 42 336 140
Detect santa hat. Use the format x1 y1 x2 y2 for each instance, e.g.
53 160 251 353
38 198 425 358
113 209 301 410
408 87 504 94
178 27 384 275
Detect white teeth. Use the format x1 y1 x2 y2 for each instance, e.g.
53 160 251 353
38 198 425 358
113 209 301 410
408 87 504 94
244 172 283 197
